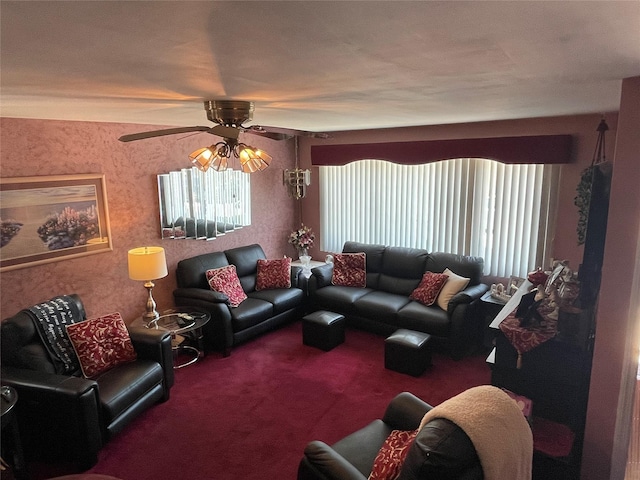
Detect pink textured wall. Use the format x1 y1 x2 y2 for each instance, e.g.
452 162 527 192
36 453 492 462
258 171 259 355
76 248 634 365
0 117 298 322
298 113 618 270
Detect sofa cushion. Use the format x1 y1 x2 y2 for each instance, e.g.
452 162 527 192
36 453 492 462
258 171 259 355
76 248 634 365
343 241 386 289
229 297 274 331
332 253 367 287
378 246 430 295
97 358 164 425
249 287 304 315
314 286 373 314
436 268 470 311
397 302 450 337
224 244 266 292
206 265 248 307
410 272 449 306
354 291 410 324
256 257 292 290
426 252 483 286
398 418 481 479
332 419 394 477
66 313 137 379
369 429 418 480
176 251 229 289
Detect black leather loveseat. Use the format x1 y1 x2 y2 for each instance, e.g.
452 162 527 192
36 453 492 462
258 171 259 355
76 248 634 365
308 242 488 359
174 244 306 356
0 294 174 469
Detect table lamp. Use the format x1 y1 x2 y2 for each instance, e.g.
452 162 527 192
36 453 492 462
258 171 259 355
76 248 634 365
128 246 168 322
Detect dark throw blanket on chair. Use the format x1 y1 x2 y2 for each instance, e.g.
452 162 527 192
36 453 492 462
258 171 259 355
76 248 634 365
26 295 82 374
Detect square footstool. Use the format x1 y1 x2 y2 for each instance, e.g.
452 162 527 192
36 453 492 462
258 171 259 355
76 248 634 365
302 311 346 351
385 329 432 376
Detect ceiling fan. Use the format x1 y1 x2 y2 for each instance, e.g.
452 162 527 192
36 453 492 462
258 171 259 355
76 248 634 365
118 100 329 143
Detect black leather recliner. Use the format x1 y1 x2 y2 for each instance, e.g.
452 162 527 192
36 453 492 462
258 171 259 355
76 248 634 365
0 294 175 470
297 392 483 480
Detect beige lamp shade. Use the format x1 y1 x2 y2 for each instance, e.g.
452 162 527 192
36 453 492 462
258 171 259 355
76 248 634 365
128 246 168 281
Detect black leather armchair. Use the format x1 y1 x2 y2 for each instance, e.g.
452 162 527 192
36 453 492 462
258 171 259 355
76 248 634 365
297 392 483 480
0 294 175 470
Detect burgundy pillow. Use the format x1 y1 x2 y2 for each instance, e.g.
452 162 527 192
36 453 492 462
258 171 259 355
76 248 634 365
331 252 366 287
410 271 449 306
65 312 137 378
368 429 418 480
206 265 247 307
256 257 292 290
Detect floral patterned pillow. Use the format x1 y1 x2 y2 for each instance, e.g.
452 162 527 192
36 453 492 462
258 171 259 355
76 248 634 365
256 257 292 290
206 265 247 307
410 271 449 306
331 252 366 287
65 312 137 379
368 429 418 480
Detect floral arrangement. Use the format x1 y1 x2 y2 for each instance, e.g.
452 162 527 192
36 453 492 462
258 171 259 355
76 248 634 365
288 224 315 252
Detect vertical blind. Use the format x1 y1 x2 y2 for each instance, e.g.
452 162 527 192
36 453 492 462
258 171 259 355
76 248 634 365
320 159 560 278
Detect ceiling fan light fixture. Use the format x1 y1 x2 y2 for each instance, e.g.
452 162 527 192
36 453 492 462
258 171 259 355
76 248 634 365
189 146 215 172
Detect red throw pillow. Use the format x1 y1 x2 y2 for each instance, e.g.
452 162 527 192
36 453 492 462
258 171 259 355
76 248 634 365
206 265 247 307
331 252 366 287
256 257 292 290
368 429 418 480
410 271 449 306
65 312 137 379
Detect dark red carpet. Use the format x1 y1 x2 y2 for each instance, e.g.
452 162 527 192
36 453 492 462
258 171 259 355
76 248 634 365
29 322 491 480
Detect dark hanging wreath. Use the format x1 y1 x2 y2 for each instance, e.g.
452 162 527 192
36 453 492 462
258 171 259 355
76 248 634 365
574 118 608 246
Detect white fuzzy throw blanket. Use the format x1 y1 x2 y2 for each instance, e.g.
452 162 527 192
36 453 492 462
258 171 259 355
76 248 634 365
419 385 533 480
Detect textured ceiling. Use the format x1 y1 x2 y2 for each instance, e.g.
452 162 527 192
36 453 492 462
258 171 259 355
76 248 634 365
1 1 639 134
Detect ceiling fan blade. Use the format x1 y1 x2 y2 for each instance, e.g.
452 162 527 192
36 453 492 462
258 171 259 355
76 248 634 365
244 125 329 140
118 124 240 142
249 125 330 139
118 126 214 142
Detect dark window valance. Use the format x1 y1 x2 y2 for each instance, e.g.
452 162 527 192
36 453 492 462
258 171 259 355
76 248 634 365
311 135 572 166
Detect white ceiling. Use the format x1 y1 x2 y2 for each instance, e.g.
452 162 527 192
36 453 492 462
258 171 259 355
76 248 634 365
1 1 639 134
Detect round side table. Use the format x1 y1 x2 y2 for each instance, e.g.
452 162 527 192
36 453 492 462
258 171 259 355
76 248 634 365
131 307 210 369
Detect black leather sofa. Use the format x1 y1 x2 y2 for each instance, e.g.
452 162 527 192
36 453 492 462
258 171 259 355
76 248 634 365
308 242 488 359
297 391 483 480
173 243 306 356
0 294 174 470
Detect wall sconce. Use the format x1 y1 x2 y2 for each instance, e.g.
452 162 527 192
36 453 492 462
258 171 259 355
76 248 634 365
189 137 272 173
128 246 168 322
283 137 311 199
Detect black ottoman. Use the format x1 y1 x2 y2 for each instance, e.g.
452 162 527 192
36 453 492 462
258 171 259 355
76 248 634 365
385 329 432 376
302 311 346 351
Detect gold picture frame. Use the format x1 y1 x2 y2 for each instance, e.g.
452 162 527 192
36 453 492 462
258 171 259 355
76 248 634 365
0 174 113 272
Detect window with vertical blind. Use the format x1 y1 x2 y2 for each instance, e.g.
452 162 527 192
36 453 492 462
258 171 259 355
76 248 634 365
319 158 560 278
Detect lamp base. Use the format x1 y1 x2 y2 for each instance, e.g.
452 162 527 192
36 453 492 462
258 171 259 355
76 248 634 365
142 281 160 322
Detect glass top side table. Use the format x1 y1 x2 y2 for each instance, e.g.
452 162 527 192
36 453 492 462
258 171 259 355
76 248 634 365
131 307 210 369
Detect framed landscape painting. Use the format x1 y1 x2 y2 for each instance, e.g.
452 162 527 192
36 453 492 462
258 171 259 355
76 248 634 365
0 174 112 272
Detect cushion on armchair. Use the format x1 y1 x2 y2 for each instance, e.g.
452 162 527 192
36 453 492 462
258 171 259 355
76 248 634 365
368 429 418 480
66 312 137 378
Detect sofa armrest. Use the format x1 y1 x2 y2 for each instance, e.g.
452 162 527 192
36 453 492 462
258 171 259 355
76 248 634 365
447 283 489 314
382 392 432 431
174 287 229 304
291 265 303 288
300 441 368 480
129 327 175 395
308 263 334 295
1 366 102 468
